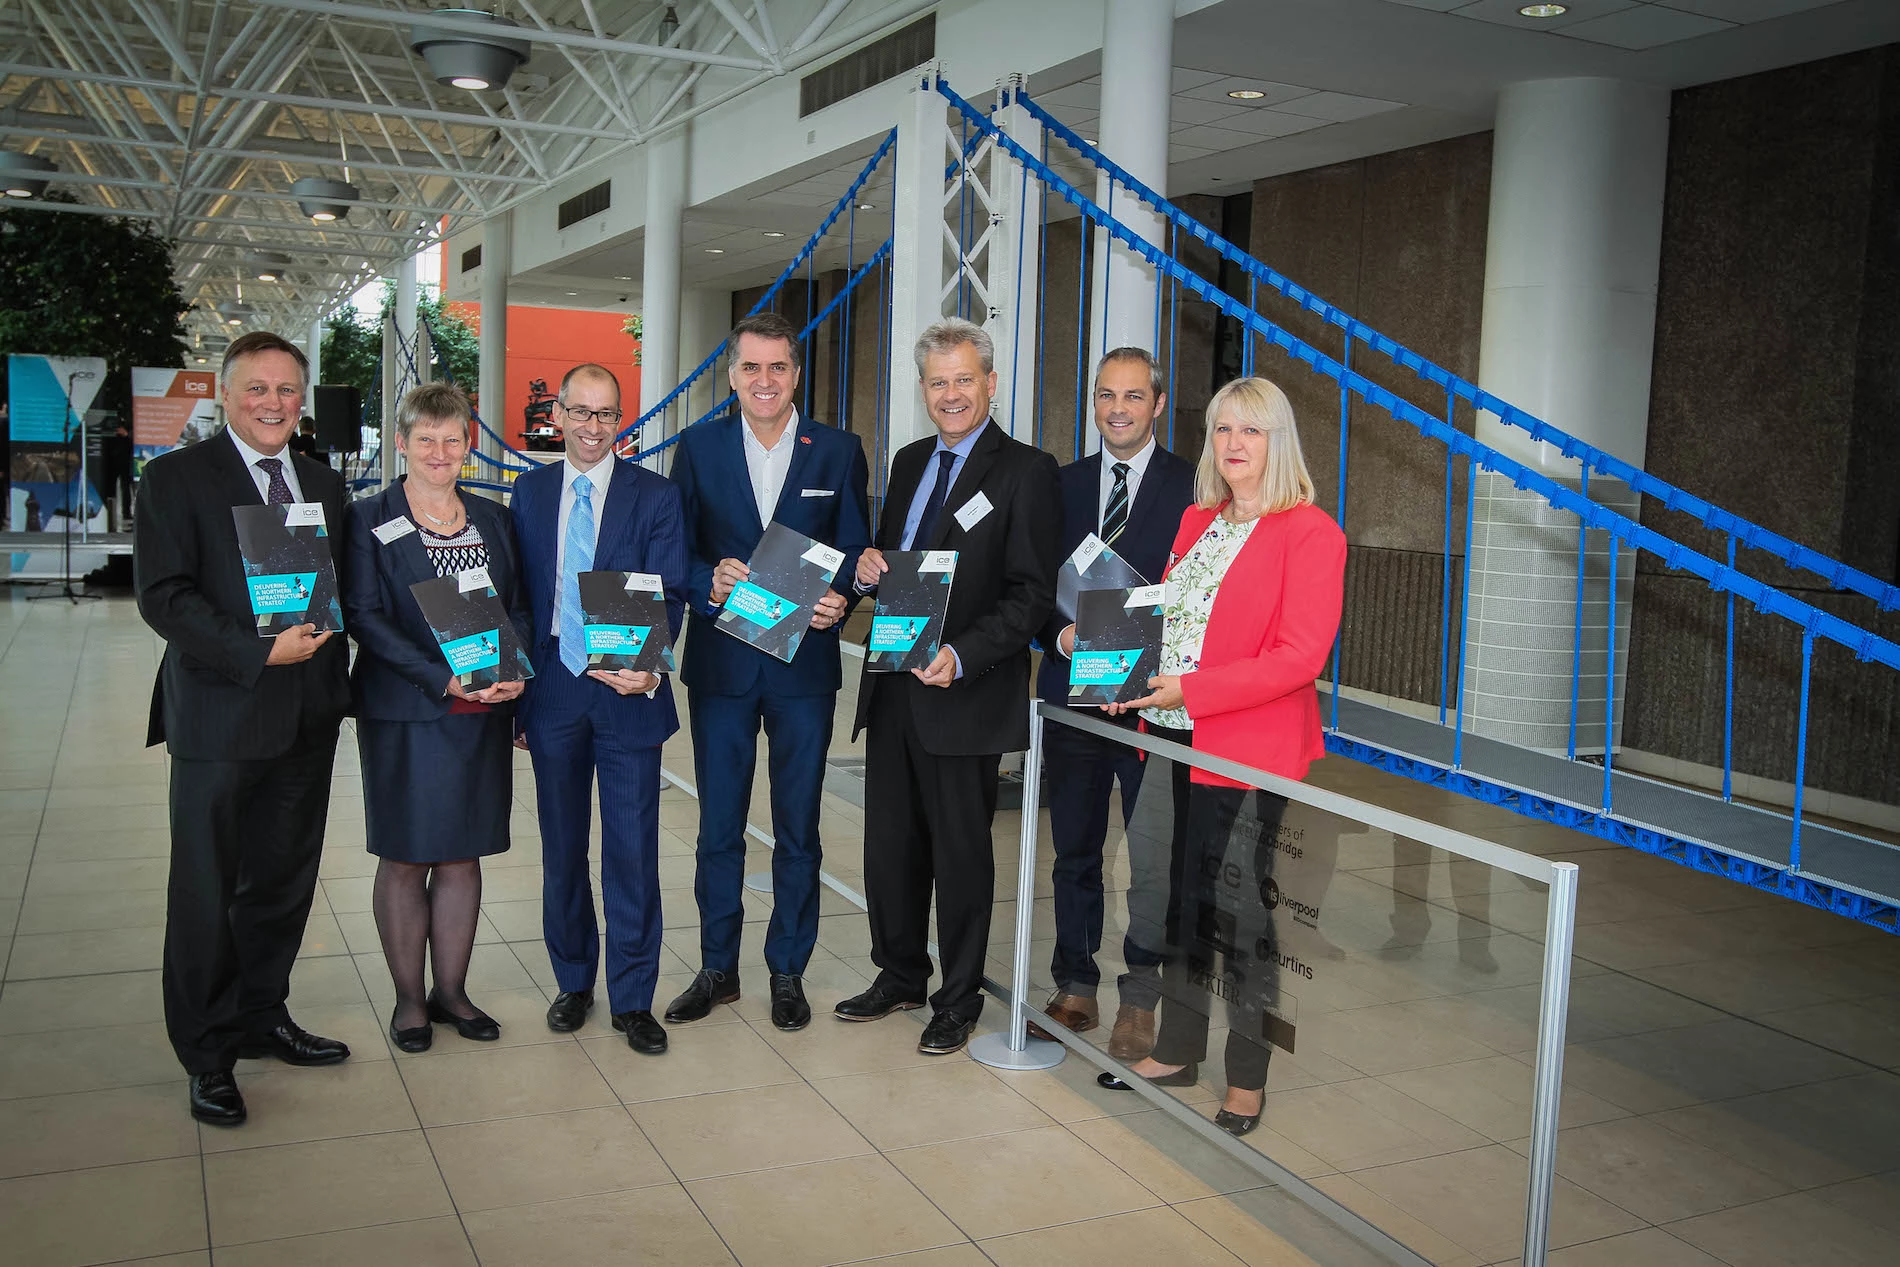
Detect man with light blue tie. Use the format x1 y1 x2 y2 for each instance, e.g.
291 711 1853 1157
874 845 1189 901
510 363 688 1055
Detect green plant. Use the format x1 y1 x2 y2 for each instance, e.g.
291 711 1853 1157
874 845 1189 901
0 192 187 418
622 313 643 366
318 284 481 402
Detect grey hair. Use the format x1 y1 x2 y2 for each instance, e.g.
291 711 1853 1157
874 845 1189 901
1094 346 1167 400
396 381 472 440
913 317 993 378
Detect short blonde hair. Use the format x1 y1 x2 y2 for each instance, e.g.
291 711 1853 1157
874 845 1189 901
1193 377 1316 513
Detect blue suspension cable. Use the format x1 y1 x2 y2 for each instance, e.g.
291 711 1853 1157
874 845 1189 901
1568 463 1591 762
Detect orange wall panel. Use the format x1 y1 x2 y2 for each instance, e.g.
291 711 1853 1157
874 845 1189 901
446 302 640 449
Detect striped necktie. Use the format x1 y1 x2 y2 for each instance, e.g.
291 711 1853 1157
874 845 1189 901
559 473 595 675
1101 462 1131 544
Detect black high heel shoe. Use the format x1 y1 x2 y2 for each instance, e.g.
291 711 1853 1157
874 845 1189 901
1096 1061 1199 1091
390 1006 433 1053
427 991 501 1042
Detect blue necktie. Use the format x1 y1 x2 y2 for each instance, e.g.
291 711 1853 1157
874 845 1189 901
910 450 957 549
559 473 595 675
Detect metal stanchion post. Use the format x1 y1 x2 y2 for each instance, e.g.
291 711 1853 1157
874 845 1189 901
971 702 1064 1070
1521 861 1579 1267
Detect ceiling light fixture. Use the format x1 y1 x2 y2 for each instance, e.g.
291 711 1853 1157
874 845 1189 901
704 247 725 254
252 252 293 282
658 5 681 44
410 9 531 93
856 202 874 211
0 150 56 198
217 301 256 325
290 176 359 222
1517 3 1567 15
762 230 786 238
614 274 633 281
1227 89 1266 100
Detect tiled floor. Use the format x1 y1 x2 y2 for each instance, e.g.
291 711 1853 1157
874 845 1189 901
2 592 1898 1266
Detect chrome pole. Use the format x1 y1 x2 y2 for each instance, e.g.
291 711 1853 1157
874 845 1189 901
1522 860 1579 1266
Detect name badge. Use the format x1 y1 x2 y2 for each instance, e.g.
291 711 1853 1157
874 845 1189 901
371 516 416 545
284 503 325 527
624 572 664 594
456 566 493 593
953 491 993 531
800 488 835 498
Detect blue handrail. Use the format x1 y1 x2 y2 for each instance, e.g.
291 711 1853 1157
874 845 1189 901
937 80 1900 674
1006 86 1900 615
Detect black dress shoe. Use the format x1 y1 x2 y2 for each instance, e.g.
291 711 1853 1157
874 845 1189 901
188 1071 247 1126
834 981 926 1022
1096 1062 1200 1092
918 1009 977 1055
546 990 594 1032
769 973 811 1031
427 991 500 1042
390 1007 433 1054
1214 1107 1261 1137
663 969 739 1024
612 1009 668 1054
239 1021 350 1066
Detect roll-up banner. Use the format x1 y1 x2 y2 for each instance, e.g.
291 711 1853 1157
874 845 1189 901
131 366 218 463
6 353 108 532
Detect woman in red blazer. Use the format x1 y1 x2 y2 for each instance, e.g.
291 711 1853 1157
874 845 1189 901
1100 376 1345 1136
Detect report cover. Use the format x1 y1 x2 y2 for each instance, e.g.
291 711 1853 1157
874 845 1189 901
409 567 535 689
1068 583 1166 705
716 522 847 664
232 502 344 636
865 549 957 673
1056 533 1150 624
578 570 677 674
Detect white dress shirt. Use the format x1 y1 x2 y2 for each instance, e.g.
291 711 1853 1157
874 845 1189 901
551 454 615 635
1097 436 1156 530
741 407 799 527
226 427 307 504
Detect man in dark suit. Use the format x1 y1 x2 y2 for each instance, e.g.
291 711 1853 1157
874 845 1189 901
511 363 688 1055
838 317 1060 1056
134 331 353 1127
665 313 871 1032
1029 347 1196 1057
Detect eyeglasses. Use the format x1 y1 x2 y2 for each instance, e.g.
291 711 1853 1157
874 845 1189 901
560 405 623 424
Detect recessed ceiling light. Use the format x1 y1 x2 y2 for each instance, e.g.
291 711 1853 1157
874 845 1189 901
762 230 785 238
1227 89 1266 100
704 247 725 254
565 290 579 296
855 202 874 210
1517 3 1566 15
195 356 207 364
614 274 633 281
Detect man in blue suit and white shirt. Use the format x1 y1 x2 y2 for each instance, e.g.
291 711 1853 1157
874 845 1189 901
511 363 688 1054
1030 348 1195 1058
665 312 871 1031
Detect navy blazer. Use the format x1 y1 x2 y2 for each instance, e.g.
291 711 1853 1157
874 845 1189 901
668 413 871 698
1035 444 1198 705
343 480 532 722
510 456 690 747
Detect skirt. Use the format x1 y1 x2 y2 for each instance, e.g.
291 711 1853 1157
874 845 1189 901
359 711 513 863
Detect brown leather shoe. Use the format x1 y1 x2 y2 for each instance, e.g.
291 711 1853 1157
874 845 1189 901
1105 1003 1156 1061
1025 991 1099 1042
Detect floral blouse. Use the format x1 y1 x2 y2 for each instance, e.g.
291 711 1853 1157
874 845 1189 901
1141 514 1259 731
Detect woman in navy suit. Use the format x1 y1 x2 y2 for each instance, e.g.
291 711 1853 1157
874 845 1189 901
343 383 531 1052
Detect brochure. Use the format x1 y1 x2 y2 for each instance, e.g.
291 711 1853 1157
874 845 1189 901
1068 583 1166 705
715 522 847 664
1056 532 1149 625
232 502 344 636
578 570 678 674
864 549 957 673
409 567 535 689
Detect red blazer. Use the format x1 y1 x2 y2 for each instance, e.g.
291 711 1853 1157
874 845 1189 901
1166 500 1346 787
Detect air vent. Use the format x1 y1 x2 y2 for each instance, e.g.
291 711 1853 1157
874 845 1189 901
557 180 611 230
460 245 482 272
799 15 934 118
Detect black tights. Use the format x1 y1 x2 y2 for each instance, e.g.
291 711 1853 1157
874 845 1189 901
373 858 483 1029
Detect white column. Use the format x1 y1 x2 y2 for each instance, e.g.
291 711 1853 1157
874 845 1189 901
1464 78 1670 755
989 82 1042 442
639 119 687 473
677 285 733 428
479 211 511 487
1084 0 1172 452
887 70 952 465
307 315 324 388
379 308 397 490
382 252 419 487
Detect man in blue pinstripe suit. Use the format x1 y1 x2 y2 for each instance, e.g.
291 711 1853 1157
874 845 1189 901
511 364 688 1054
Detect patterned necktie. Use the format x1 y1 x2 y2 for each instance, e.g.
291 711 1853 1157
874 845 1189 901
255 457 295 506
910 450 957 548
1101 461 1131 544
559 473 595 675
